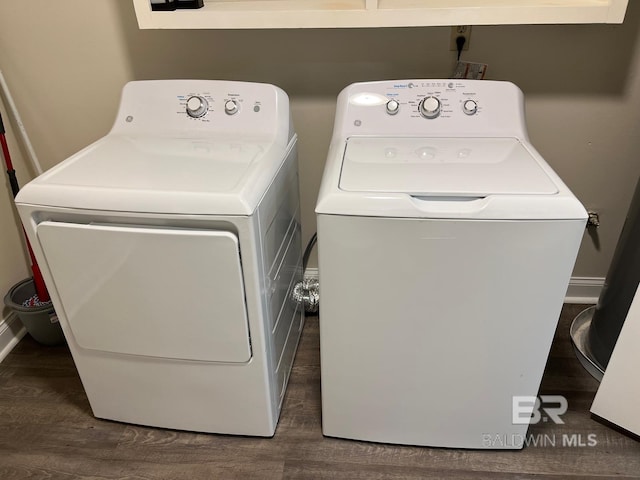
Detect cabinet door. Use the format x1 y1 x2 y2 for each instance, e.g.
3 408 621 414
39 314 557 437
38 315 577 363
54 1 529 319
37 221 251 363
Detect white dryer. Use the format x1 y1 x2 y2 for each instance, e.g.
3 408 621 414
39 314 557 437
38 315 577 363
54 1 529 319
16 80 304 436
316 79 587 449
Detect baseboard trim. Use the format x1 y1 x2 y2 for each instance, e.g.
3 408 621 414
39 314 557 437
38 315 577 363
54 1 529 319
0 312 26 363
565 277 604 304
304 269 603 305
304 267 318 280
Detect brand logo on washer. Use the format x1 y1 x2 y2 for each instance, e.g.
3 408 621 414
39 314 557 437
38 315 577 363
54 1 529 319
393 82 416 89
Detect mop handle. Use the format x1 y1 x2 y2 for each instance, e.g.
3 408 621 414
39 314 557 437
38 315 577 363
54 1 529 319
0 111 51 303
1 113 21 198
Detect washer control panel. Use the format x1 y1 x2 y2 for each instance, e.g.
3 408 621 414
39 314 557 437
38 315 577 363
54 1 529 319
377 81 482 120
339 79 527 138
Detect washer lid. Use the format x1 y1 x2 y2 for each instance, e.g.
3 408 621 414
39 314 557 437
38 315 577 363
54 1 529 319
17 134 292 215
340 137 558 196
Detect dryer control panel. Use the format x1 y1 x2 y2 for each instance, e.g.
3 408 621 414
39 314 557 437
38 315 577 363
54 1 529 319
336 80 528 139
110 80 291 139
178 92 247 121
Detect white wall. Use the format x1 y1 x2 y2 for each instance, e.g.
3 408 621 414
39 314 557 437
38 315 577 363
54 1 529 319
0 1 133 331
1 0 639 308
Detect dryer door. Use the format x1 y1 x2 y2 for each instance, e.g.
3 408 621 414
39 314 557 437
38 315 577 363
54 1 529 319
36 221 252 363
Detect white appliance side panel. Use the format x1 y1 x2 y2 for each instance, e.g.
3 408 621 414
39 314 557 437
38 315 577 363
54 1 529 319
36 221 251 363
317 214 584 448
591 284 640 436
256 142 305 413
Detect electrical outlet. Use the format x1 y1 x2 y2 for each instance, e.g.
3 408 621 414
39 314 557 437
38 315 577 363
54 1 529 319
450 25 471 51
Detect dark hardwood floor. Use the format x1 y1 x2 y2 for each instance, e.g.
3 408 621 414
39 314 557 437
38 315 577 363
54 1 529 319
1 304 639 479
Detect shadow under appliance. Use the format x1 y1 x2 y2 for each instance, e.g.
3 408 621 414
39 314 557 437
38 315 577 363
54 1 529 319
16 80 304 436
316 79 587 449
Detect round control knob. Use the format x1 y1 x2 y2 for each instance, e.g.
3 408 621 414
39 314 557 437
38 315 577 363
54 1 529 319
419 96 441 119
386 99 400 115
224 100 239 116
463 99 478 116
186 96 209 118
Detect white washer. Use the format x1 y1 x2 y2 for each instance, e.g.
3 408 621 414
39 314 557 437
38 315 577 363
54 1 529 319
16 80 304 436
316 79 587 449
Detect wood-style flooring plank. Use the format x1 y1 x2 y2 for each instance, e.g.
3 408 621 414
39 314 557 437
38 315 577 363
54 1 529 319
0 305 639 480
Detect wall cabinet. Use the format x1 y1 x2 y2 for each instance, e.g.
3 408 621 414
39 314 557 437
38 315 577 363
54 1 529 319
133 0 628 29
